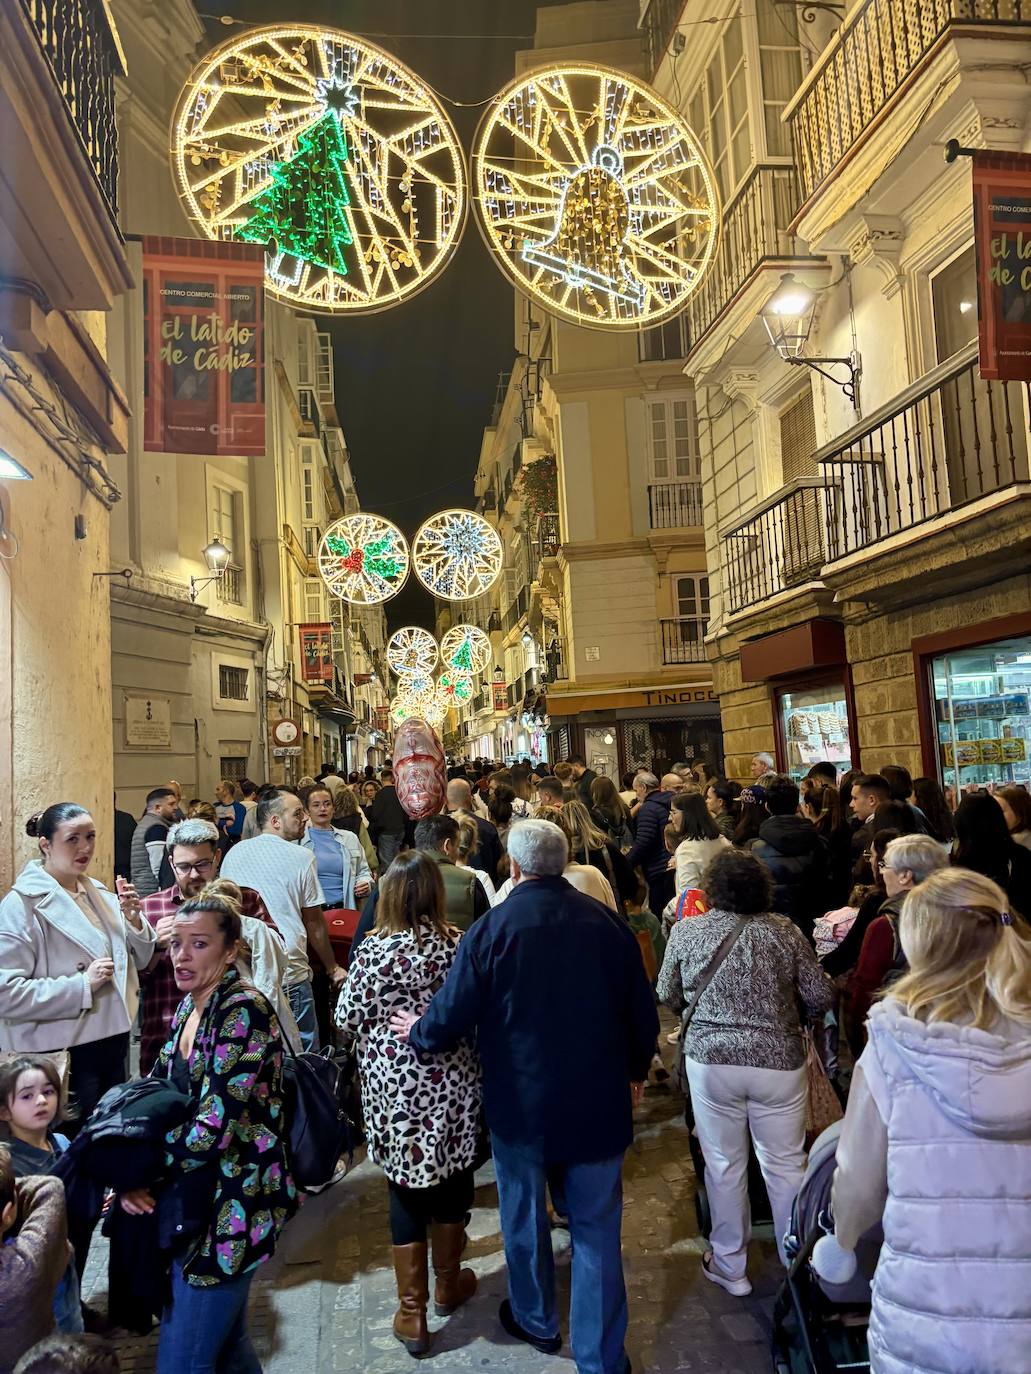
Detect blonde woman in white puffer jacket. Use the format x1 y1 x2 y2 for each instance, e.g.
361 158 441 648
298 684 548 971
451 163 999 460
825 867 1031 1374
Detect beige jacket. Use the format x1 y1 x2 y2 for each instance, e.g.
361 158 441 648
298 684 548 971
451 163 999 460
0 860 156 1052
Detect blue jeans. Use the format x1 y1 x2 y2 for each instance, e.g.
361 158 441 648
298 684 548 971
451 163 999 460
491 1136 630 1374
157 1260 260 1374
287 978 320 1053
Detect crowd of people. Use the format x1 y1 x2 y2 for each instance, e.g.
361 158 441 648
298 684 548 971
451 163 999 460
0 749 1028 1374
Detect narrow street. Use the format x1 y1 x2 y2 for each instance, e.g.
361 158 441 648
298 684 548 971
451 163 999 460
84 1069 781 1374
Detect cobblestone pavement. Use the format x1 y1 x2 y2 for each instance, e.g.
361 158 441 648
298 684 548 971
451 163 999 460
84 1050 784 1373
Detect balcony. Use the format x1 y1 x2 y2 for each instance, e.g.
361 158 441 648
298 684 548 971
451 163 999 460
818 341 1030 562
723 479 834 614
298 387 321 437
641 0 685 75
648 480 702 530
536 512 560 559
788 0 1031 210
686 164 802 351
216 565 244 607
0 0 131 312
503 586 530 634
487 610 502 634
660 618 708 665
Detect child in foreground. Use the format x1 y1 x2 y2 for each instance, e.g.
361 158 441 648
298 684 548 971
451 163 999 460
0 1144 71 1374
0 1057 82 1335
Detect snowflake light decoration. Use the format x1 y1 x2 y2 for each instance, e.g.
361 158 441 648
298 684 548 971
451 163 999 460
395 670 435 701
438 669 475 705
440 624 492 675
172 25 467 314
387 626 439 679
412 509 504 601
317 513 409 604
471 63 720 330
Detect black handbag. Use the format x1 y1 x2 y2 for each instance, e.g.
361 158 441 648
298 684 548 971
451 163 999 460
281 1043 354 1190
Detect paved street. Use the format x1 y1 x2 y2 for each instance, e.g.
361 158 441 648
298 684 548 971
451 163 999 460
84 1054 783 1374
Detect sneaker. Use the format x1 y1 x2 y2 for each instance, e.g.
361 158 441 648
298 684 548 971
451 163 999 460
702 1253 752 1297
499 1299 562 1354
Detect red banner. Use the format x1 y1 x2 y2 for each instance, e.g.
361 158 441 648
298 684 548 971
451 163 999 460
142 236 266 455
374 706 389 733
299 623 333 684
493 681 508 712
973 151 1031 381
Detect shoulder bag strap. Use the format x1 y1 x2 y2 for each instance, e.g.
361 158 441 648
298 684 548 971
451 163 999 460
681 918 746 1030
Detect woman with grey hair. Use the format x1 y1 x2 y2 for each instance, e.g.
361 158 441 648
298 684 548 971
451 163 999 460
843 833 949 1051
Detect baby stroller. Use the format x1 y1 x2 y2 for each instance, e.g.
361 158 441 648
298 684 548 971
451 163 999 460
772 1121 880 1374
683 1086 774 1240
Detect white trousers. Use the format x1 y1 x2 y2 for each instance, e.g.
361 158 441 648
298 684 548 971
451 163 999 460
685 1057 807 1280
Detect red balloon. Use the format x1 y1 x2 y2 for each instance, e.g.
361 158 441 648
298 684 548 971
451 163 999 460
393 717 446 820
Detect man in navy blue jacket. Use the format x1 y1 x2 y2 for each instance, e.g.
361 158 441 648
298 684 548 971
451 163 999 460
626 772 678 915
391 818 657 1374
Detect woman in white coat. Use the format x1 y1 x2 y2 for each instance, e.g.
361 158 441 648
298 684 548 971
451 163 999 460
0 803 156 1125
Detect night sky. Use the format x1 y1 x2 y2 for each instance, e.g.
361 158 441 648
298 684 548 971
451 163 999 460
203 1 569 630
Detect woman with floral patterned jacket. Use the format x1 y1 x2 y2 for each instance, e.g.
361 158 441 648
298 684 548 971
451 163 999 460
119 881 295 1373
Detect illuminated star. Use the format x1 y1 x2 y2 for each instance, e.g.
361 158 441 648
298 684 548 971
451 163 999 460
316 73 359 122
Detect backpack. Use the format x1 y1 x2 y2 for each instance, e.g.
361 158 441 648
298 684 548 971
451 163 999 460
281 1043 354 1190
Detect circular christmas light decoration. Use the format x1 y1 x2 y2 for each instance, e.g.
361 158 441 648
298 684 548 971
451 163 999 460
389 694 422 725
422 694 448 729
438 669 475 705
440 623 492 675
317 513 409 604
471 63 720 330
412 509 503 601
395 670 435 701
172 25 467 314
387 626 439 679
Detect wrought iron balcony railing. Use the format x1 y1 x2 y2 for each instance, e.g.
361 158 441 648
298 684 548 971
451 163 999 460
22 0 123 215
536 511 560 559
502 585 530 634
660 618 708 664
722 479 834 614
648 480 703 530
216 565 244 607
789 0 1030 207
818 341 1030 560
641 0 686 75
686 164 801 349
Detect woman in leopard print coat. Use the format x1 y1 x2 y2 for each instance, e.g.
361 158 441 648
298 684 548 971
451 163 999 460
335 850 482 1357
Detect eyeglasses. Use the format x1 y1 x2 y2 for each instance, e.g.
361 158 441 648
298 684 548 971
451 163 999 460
172 859 215 877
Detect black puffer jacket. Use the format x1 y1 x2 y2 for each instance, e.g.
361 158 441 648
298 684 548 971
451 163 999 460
750 815 829 937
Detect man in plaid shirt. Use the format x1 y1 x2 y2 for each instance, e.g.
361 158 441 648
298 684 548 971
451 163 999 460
137 817 275 1073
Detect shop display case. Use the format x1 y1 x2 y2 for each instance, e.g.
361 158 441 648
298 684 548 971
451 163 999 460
774 676 855 782
930 637 1031 793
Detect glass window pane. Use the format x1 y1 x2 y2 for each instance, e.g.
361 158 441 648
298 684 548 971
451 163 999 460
932 245 977 364
723 18 743 70
728 68 749 128
931 636 1031 795
765 106 791 158
761 46 803 103
778 683 853 782
731 122 752 184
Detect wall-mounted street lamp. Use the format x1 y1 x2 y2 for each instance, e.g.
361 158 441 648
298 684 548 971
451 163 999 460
189 537 231 602
760 273 861 410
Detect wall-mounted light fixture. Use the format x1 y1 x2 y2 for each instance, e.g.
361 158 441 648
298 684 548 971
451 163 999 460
189 537 231 602
760 273 861 410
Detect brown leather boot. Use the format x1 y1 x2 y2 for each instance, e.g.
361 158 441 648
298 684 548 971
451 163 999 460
392 1243 430 1356
431 1222 478 1316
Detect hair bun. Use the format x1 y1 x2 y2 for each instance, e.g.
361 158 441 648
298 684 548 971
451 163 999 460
25 812 43 838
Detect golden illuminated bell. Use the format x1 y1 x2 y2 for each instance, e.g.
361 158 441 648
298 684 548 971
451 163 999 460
522 145 645 308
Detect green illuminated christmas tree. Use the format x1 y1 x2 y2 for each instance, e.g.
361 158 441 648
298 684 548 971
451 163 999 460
238 111 356 276
450 636 474 671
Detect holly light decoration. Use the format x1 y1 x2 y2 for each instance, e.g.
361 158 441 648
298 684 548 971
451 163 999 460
317 513 409 605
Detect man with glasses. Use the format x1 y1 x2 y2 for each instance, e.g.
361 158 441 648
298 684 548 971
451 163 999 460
136 818 276 1072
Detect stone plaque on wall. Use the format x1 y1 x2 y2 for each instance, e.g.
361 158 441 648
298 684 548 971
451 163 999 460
125 694 172 749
